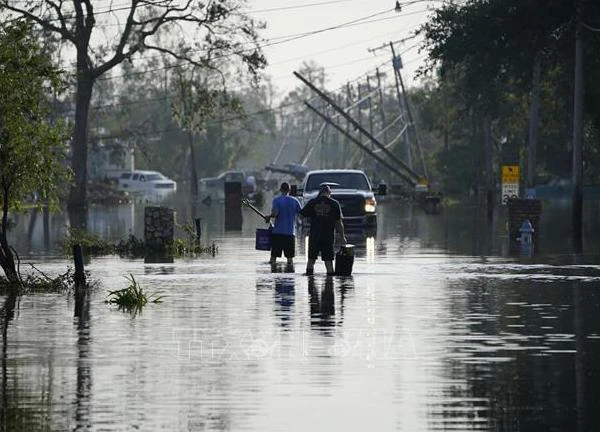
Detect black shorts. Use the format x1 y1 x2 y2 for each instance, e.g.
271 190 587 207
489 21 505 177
271 234 295 258
307 237 334 261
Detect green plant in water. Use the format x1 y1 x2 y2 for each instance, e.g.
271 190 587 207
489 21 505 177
105 274 162 314
173 221 218 256
62 226 218 259
62 227 115 255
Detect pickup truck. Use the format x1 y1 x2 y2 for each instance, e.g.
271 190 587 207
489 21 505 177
297 169 386 234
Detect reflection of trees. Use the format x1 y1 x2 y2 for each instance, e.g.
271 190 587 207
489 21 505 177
380 202 503 256
74 289 92 431
1 294 58 432
432 278 600 431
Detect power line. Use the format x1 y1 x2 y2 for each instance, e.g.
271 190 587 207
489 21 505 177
269 23 422 67
247 0 366 14
92 10 408 82
86 39 423 113
21 3 426 83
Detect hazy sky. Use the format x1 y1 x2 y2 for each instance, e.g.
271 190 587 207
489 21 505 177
245 0 442 96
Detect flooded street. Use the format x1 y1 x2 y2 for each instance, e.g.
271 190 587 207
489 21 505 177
2 197 600 431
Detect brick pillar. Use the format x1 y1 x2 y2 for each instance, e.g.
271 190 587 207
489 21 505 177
144 206 175 253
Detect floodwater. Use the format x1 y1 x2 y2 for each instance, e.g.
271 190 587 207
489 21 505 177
2 195 600 431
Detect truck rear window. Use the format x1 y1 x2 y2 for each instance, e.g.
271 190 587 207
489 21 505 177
305 172 370 191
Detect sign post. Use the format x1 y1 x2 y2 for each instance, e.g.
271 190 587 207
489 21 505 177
501 165 520 204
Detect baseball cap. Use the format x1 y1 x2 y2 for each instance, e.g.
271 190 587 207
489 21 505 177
318 183 331 194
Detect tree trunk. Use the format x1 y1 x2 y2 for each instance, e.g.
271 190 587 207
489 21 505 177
527 55 542 188
68 70 94 215
483 115 495 214
188 131 199 200
0 189 18 284
572 12 584 250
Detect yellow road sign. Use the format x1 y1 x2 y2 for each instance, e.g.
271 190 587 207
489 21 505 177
502 165 520 184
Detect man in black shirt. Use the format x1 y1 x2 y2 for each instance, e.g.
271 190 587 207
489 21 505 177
300 183 347 275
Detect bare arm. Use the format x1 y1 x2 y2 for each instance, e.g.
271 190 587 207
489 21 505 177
335 219 347 244
265 202 278 223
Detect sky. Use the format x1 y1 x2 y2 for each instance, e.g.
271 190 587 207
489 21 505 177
244 0 443 97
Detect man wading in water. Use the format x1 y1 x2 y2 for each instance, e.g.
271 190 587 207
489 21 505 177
300 183 347 275
265 182 302 269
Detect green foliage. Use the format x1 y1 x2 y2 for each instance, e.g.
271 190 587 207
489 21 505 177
173 221 219 255
0 21 70 211
0 20 70 282
105 274 162 315
416 0 600 193
62 227 217 258
62 228 115 255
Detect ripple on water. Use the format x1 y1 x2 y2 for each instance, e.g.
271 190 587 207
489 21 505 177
3 218 600 431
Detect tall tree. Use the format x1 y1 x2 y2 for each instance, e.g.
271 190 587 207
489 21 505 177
1 0 266 218
171 68 243 202
0 21 69 284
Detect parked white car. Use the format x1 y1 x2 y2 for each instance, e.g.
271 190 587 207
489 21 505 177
117 170 177 194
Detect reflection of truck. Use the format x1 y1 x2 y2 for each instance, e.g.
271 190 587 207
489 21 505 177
298 169 386 234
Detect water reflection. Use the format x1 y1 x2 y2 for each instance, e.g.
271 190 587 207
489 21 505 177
1 294 17 429
273 275 295 329
3 193 600 431
143 265 176 275
308 276 336 333
74 289 91 431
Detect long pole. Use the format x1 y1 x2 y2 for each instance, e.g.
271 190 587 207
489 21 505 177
305 102 418 185
376 68 388 145
527 55 541 188
294 71 418 182
344 82 352 168
389 43 411 170
356 81 364 167
572 3 584 250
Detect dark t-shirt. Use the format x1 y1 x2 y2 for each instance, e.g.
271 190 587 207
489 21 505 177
300 195 342 242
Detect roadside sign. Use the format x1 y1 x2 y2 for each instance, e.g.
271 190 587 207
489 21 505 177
502 183 519 204
501 165 520 205
502 165 520 184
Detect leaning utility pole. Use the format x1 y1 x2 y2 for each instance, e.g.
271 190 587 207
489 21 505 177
572 1 584 249
295 71 420 185
344 82 352 168
356 80 365 166
305 101 419 185
375 68 389 146
366 75 375 172
389 42 413 171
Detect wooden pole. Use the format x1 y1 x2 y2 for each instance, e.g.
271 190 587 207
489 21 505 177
73 244 86 288
572 4 584 250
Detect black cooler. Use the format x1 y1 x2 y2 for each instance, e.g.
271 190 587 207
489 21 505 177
334 244 355 276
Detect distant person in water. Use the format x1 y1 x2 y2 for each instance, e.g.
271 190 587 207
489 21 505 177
300 183 347 275
265 182 302 267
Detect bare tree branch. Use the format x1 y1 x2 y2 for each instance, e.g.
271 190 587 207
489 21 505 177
0 1 75 42
45 0 74 40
